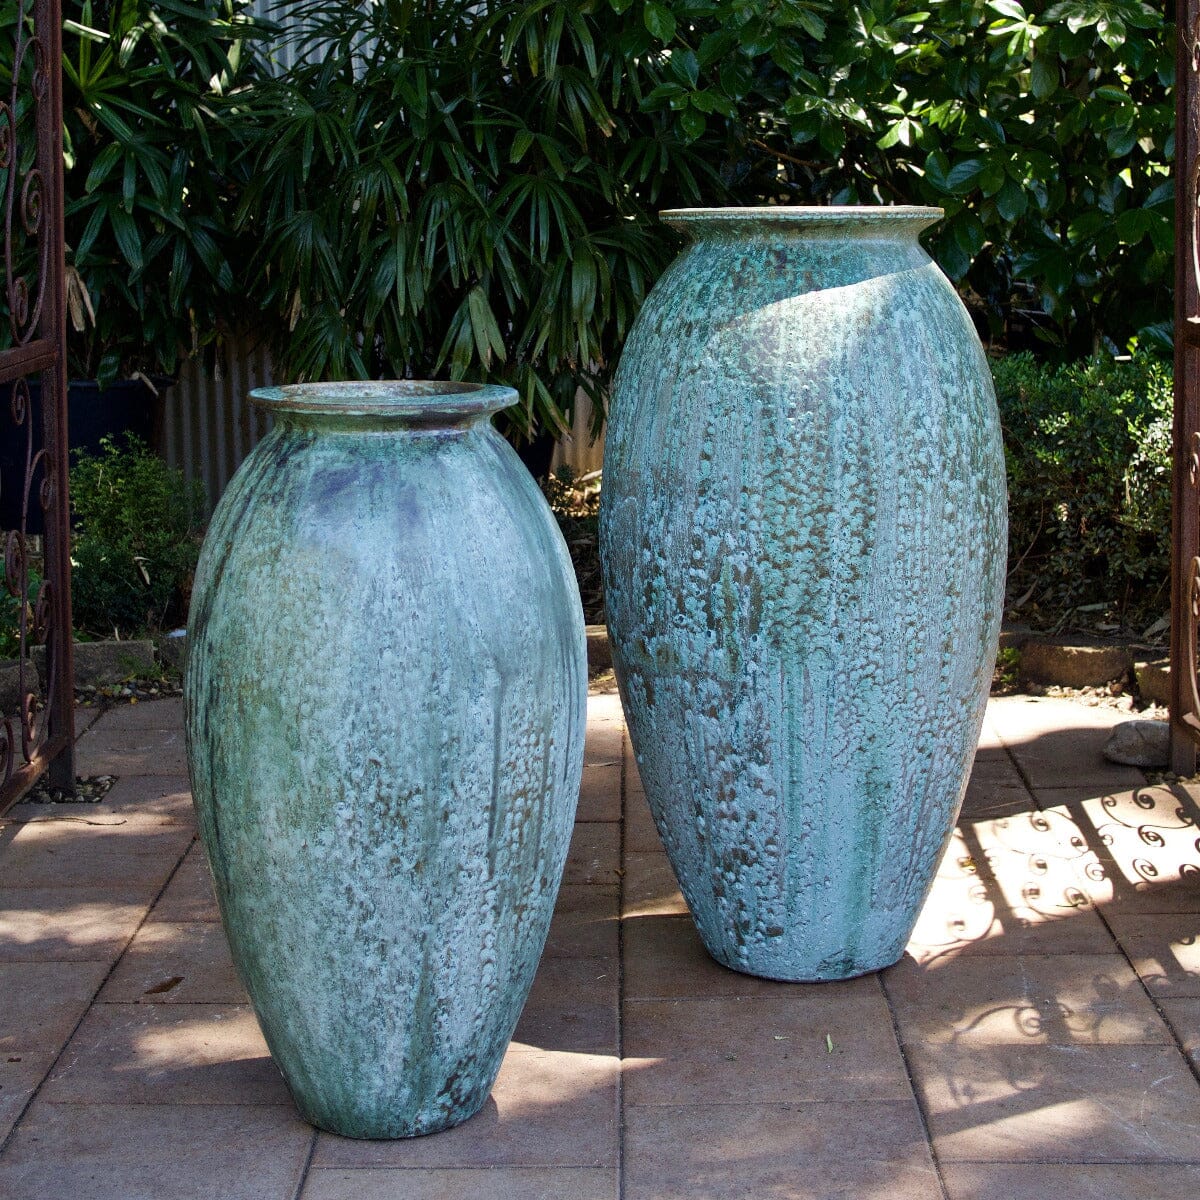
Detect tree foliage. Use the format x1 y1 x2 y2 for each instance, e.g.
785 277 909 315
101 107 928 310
642 0 1174 357
237 0 744 438
61 0 266 385
238 0 1174 437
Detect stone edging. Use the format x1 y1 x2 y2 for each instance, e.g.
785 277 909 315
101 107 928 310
1000 630 1167 702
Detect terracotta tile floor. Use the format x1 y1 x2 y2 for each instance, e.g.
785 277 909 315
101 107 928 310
1 689 1198 1199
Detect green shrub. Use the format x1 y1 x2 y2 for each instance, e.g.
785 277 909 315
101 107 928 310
70 436 205 638
543 467 604 625
0 566 41 661
992 351 1172 633
235 0 726 442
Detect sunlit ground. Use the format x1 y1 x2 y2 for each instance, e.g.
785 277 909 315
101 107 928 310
0 692 1197 1199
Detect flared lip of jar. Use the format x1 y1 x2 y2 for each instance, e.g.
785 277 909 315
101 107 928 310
660 205 943 237
248 380 518 421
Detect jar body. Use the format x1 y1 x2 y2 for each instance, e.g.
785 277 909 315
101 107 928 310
185 386 587 1136
600 209 1007 981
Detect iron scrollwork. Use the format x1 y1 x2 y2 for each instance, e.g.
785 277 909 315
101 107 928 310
0 0 75 811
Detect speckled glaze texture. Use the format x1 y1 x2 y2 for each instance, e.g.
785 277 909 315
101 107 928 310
184 382 587 1137
600 208 1007 981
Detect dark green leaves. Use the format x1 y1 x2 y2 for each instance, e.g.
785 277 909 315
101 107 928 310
61 0 272 381
643 2 676 42
237 0 710 440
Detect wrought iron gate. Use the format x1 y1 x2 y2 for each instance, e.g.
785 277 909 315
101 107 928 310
0 0 74 812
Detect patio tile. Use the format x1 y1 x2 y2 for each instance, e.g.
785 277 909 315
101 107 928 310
8 774 194 828
884 953 1170 1045
622 1101 940 1200
1102 911 1200 997
313 1045 618 1169
517 957 618 1055
74 773 193 826
150 842 220 923
0 1101 313 1200
1157 996 1200 1064
622 993 910 1105
623 915 881 1001
41 1002 290 1106
577 762 621 823
624 788 664 855
0 887 148 961
941 1163 1200 1200
74 722 188 777
0 1050 55 1144
621 853 688 919
301 1166 618 1200
907 840 1003 962
1094 876 1200 914
565 823 620 886
988 696 1146 791
89 697 184 732
544 885 619 958
583 697 623 770
968 747 1021 782
960 768 1034 820
908 1041 1200 1162
0 961 110 1054
907 863 1116 963
0 818 191 890
99 920 247 1004
1063 785 1200 912
963 804 1110 919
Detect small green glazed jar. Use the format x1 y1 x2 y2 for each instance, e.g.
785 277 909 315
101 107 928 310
185 381 587 1137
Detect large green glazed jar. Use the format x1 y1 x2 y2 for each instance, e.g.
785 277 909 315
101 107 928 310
185 381 587 1137
600 207 1007 981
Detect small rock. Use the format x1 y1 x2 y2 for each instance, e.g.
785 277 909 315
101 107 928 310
1103 719 1170 768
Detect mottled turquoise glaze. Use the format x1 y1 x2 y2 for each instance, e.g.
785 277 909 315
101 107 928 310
184 382 586 1137
600 208 1007 981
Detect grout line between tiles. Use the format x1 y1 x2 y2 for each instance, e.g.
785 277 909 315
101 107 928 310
878 968 952 1200
290 1128 320 1200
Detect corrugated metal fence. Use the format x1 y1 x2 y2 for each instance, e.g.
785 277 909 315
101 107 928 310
160 337 275 510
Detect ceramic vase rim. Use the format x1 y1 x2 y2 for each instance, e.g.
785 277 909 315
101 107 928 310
660 204 943 237
249 380 518 421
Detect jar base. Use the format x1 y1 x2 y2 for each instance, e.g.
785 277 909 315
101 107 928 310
702 937 908 983
296 1087 492 1141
